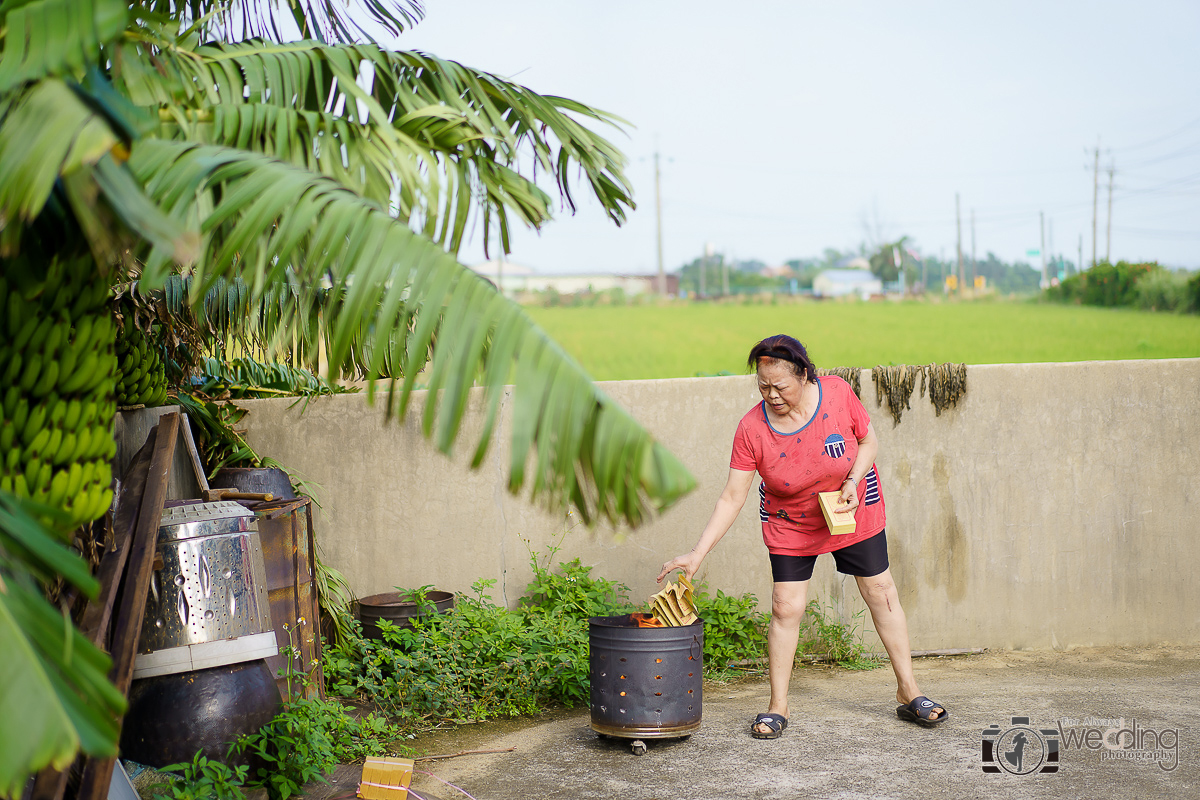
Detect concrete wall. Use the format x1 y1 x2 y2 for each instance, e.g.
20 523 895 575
232 359 1200 652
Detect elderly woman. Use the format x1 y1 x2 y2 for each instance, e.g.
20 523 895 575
657 334 947 738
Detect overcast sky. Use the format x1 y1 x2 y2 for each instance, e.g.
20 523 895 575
388 0 1200 274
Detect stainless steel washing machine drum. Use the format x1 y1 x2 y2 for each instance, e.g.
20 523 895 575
133 501 277 679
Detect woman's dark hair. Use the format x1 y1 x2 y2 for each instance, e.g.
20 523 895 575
747 334 818 383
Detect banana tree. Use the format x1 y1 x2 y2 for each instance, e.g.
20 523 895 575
0 0 696 791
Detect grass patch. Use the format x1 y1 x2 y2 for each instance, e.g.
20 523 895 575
524 299 1200 381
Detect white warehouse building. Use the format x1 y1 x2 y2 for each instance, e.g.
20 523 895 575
812 268 883 299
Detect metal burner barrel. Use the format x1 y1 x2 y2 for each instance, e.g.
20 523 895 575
589 615 703 739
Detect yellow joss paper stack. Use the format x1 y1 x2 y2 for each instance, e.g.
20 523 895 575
649 574 698 626
358 756 414 800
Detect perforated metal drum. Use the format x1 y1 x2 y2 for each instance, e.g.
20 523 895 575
134 501 276 679
589 615 704 747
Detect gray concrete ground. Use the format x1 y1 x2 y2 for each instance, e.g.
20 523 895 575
314 645 1199 800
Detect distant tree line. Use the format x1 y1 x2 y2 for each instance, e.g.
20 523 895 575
676 255 781 296
917 252 1045 294
674 244 1049 296
1045 261 1200 313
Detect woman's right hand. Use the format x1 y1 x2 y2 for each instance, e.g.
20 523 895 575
657 550 704 583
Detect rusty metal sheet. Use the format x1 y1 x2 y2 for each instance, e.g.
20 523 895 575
254 498 321 698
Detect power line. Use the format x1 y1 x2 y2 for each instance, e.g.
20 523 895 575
1112 113 1200 153
1118 138 1200 170
1114 225 1200 238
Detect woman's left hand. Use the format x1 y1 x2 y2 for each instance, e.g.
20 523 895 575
838 480 860 514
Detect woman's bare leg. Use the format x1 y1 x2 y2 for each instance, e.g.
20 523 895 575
854 568 943 719
755 579 809 734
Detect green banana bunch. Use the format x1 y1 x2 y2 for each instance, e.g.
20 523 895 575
2 255 118 528
115 314 169 407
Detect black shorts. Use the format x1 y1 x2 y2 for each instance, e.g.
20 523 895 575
768 530 889 582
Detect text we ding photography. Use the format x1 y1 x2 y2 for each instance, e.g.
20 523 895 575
982 716 1181 776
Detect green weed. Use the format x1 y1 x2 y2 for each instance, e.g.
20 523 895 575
324 548 779 725
799 599 883 671
692 585 768 676
153 753 247 800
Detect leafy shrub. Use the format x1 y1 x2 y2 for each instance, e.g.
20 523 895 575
324 550 780 724
692 586 767 674
1187 271 1200 313
154 753 247 800
326 558 632 724
1046 261 1156 307
234 692 410 800
1135 268 1190 312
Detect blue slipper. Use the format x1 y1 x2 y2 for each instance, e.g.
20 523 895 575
896 696 949 727
751 713 788 739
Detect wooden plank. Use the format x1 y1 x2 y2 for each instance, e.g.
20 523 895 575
259 498 308 520
77 429 158 647
304 500 325 699
77 413 179 800
30 431 161 800
291 508 302 654
179 413 210 492
25 761 71 800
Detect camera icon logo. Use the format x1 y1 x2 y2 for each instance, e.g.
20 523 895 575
982 716 1060 775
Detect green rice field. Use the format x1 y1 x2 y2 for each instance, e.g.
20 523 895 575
524 299 1200 381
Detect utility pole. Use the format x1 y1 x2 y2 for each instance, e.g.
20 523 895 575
1090 139 1100 268
970 208 976 290
714 243 727 296
1048 218 1055 281
1106 161 1115 263
654 150 666 296
699 243 707 298
1078 234 1083 277
1039 211 1047 287
955 193 964 295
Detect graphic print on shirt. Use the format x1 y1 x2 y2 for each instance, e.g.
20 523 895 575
758 482 769 521
823 433 846 459
863 466 880 506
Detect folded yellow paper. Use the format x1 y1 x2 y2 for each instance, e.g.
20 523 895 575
358 757 414 800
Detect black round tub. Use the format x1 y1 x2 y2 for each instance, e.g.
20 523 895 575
589 614 703 754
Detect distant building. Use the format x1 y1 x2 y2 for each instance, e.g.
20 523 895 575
759 264 795 278
812 269 883 299
470 259 537 296
470 260 674 297
835 255 872 270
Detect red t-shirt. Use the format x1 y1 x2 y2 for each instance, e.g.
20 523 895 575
729 375 886 556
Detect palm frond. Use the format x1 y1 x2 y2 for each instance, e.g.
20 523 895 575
132 0 424 44
194 355 347 398
0 0 126 91
115 36 634 255
0 76 196 263
0 492 126 796
128 139 693 525
124 272 425 381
